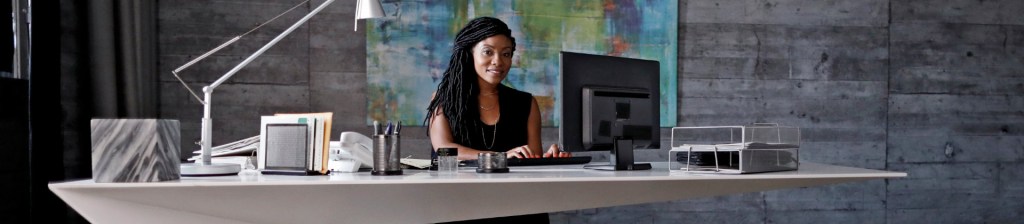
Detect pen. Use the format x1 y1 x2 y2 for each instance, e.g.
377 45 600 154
373 120 380 135
395 121 402 135
385 121 393 135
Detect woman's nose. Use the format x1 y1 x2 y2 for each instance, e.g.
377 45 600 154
490 56 502 66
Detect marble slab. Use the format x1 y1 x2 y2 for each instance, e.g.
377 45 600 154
91 119 180 182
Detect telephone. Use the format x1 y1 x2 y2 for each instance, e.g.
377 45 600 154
329 132 374 172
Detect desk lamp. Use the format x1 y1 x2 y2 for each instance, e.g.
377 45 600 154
174 0 385 176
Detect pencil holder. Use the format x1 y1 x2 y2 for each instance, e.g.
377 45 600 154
371 134 402 175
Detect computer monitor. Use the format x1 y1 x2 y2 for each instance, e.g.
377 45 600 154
559 51 660 170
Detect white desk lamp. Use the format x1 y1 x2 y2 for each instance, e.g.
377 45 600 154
174 0 385 176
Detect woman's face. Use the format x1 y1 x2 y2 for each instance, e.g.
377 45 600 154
472 35 514 87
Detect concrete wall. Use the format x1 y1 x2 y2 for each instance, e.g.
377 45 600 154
157 0 1024 223
888 0 1024 222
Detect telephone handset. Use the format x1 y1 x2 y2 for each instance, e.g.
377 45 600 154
331 132 374 172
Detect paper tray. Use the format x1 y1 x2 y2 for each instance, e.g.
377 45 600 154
669 124 800 174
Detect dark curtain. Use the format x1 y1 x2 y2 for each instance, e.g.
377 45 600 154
64 0 160 177
87 0 159 117
52 0 159 223
0 78 30 223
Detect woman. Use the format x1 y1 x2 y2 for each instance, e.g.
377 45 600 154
424 16 568 224
426 17 570 161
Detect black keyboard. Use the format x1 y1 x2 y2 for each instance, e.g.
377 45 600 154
506 156 592 166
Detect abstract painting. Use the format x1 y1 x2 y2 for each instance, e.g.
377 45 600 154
367 0 677 127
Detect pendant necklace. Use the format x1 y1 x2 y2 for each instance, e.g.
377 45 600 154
481 114 499 149
479 91 498 111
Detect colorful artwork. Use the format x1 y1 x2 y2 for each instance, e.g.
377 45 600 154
367 0 677 127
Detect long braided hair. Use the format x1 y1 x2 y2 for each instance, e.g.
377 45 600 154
424 17 517 145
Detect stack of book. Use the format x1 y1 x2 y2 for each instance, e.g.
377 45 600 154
188 136 259 170
258 112 333 174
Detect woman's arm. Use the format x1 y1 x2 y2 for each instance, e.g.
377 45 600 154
533 97 572 158
429 107 490 161
428 92 490 160
525 98 543 156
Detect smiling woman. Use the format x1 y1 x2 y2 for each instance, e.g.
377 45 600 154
424 17 569 160
472 36 514 86
422 16 570 223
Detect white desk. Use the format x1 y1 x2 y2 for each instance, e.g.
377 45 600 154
49 162 904 223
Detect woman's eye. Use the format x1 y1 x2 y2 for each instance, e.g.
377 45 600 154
483 50 493 56
502 52 513 57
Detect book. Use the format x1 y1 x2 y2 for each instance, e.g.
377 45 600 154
274 112 333 174
189 136 259 161
258 115 317 171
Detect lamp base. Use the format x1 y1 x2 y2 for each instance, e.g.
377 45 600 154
181 163 241 176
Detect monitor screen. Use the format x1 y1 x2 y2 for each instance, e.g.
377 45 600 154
559 51 660 152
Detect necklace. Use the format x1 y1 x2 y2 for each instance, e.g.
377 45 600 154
479 91 498 110
480 115 499 149
480 103 497 111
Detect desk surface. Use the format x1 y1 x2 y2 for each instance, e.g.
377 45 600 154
50 162 904 224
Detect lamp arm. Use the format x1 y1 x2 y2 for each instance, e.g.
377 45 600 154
171 0 316 104
171 36 242 105
208 0 335 90
198 0 334 166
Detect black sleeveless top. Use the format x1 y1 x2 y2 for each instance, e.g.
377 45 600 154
465 84 533 152
436 85 550 224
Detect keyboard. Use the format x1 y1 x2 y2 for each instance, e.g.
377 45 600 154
506 156 592 166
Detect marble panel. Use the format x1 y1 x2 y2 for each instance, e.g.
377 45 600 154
91 119 181 182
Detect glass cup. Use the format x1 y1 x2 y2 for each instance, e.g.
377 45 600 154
476 152 509 173
436 147 459 175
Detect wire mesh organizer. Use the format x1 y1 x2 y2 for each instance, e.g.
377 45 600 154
670 123 800 174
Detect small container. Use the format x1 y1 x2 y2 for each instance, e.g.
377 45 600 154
476 152 509 173
436 148 459 174
371 134 402 175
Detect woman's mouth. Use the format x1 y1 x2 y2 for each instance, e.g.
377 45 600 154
486 68 502 75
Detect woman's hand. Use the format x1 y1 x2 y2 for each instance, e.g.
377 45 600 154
542 144 572 158
506 145 538 158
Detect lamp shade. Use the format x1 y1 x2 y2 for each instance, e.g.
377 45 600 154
355 0 385 31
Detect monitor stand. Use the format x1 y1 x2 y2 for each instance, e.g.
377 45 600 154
584 137 652 171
